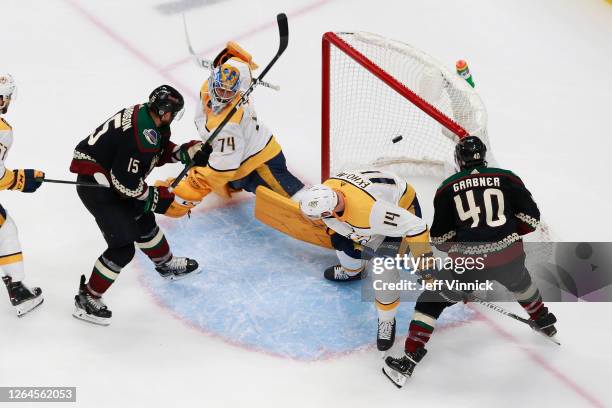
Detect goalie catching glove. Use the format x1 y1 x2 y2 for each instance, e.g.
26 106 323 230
8 169 45 193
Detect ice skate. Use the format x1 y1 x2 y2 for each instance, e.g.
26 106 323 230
3 276 43 317
73 275 112 326
155 256 200 281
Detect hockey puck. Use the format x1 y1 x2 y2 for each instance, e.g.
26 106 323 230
392 135 403 144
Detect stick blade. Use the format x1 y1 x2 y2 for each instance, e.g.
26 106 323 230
276 13 289 52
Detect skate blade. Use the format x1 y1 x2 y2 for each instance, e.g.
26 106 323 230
16 296 44 317
165 266 203 282
382 366 407 388
72 307 111 326
533 327 561 345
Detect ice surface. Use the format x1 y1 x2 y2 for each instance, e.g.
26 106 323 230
1 0 611 407
138 200 474 360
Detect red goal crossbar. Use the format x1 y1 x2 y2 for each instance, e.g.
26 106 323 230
321 32 468 181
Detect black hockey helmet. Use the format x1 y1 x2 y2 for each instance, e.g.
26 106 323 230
148 85 184 121
455 136 487 170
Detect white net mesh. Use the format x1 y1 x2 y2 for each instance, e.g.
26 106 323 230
324 32 552 246
327 32 490 178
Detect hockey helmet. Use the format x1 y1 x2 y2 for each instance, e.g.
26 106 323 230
455 136 487 170
299 185 339 220
0 73 16 113
149 84 185 121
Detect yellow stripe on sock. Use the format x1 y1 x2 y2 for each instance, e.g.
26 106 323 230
375 298 400 311
256 165 289 198
0 252 23 266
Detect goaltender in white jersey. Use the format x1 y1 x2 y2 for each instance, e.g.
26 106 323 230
298 169 434 352
0 73 45 316
160 42 304 217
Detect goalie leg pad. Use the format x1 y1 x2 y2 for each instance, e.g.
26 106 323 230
254 186 332 249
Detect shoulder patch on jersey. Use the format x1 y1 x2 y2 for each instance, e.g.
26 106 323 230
134 104 161 152
143 128 159 145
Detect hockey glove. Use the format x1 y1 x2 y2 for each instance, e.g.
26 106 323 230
179 141 212 167
9 169 45 193
143 186 175 214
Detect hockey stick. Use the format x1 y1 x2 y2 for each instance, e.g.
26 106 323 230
464 292 560 345
171 13 289 189
182 14 280 91
40 178 109 188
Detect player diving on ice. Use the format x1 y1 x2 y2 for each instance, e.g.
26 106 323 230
382 136 558 388
158 42 305 217
297 170 434 352
0 73 44 317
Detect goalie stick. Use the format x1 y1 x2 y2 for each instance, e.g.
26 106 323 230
171 12 289 189
182 14 280 91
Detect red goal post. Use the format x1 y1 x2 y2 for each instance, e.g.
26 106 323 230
321 31 490 182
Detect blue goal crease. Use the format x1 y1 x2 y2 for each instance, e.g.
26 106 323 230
137 199 474 361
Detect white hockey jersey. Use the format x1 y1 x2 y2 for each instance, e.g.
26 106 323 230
322 169 427 245
0 117 15 190
191 80 281 197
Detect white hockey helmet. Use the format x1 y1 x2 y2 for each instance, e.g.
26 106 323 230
299 184 339 220
0 73 16 113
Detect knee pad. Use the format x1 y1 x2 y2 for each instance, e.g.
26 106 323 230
103 244 136 268
330 233 361 258
0 216 22 255
504 267 532 294
415 291 453 319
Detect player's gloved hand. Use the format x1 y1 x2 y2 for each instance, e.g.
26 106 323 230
143 185 175 214
417 268 466 304
9 169 45 193
179 141 212 167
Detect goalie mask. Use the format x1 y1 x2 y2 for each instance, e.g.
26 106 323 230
208 63 241 114
299 185 339 220
0 73 16 114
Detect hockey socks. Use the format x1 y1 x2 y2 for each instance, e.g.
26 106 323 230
137 227 172 266
513 284 545 320
87 256 122 297
405 311 436 353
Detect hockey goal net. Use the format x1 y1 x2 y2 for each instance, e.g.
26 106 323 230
321 31 552 243
322 31 490 180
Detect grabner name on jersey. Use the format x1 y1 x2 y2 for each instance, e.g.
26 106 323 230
452 176 500 192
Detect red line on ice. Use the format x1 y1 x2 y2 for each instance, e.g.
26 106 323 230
473 307 605 408
62 0 197 100
161 0 333 73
